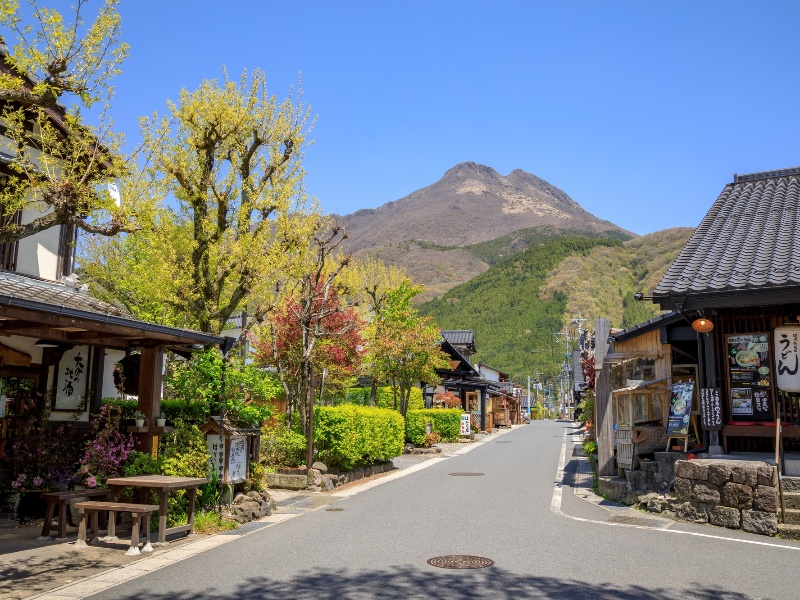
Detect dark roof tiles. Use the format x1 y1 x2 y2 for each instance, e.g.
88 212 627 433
654 169 800 300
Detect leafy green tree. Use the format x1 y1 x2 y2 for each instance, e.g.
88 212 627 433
164 347 280 426
341 257 411 405
81 68 314 335
0 0 152 244
368 281 449 417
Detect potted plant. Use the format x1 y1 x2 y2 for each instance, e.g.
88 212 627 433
156 411 166 427
133 410 145 427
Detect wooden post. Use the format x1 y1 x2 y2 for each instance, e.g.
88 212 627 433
594 318 616 477
480 387 486 432
137 347 164 454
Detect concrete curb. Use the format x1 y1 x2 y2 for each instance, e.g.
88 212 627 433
28 426 518 599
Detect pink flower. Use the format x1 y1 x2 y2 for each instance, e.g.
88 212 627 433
86 476 97 488
32 476 44 488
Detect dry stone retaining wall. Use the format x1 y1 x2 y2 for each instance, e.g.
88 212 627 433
642 459 779 536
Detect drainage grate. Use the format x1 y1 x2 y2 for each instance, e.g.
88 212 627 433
495 441 512 443
427 555 494 569
449 472 484 477
325 508 344 512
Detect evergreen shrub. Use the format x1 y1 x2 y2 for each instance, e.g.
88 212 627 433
405 409 462 445
313 405 404 471
343 386 424 411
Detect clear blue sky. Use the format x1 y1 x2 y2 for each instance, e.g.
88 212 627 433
106 1 800 235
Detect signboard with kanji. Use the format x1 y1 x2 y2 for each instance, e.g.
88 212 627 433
774 325 800 393
726 333 774 422
700 388 722 431
228 436 247 483
53 345 89 411
460 413 471 436
207 434 225 481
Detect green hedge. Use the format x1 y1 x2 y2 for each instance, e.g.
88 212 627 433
101 398 209 425
313 405 404 471
343 386 424 411
405 409 462 445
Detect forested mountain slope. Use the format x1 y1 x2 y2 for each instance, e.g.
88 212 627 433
419 228 694 380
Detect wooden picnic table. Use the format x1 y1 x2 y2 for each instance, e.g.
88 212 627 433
104 475 208 546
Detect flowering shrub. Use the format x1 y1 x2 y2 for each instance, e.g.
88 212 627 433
76 407 135 487
10 401 82 491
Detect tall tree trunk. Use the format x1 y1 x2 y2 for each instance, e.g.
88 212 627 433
369 379 377 407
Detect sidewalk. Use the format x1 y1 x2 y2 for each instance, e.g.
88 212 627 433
2 426 518 599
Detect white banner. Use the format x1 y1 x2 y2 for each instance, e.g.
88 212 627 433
775 325 800 392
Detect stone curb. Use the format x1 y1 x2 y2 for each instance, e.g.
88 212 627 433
27 426 520 599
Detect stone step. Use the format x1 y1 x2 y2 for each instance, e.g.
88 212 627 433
782 492 800 510
777 523 800 540
780 508 800 525
782 476 800 492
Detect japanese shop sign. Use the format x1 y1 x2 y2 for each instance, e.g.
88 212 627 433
774 325 800 393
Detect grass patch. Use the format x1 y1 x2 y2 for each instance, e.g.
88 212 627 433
193 510 238 534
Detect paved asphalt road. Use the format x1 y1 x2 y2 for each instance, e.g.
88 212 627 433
85 421 800 599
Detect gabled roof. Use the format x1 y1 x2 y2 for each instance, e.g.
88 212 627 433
0 271 227 350
437 338 479 377
441 330 476 352
653 167 800 310
610 311 688 343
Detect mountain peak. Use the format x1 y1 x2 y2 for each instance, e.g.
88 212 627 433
340 162 631 251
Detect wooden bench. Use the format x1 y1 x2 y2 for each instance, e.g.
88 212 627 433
39 489 109 540
74 501 159 556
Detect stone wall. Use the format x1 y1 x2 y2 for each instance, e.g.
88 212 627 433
641 459 779 536
266 461 395 492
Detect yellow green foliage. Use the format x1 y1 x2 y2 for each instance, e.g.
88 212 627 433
313 405 404 470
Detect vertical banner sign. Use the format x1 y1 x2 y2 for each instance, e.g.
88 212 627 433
727 333 774 421
666 382 694 435
206 434 225 480
700 388 722 430
460 413 471 436
774 325 800 393
228 436 247 483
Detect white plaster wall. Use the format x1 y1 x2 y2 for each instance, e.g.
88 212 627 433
16 208 60 280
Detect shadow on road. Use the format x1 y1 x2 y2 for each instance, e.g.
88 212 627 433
102 565 750 600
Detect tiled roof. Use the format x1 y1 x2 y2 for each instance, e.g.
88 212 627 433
653 168 800 305
0 271 131 317
441 330 475 347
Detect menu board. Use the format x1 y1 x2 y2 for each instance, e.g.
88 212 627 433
727 333 774 422
700 388 722 430
666 382 694 435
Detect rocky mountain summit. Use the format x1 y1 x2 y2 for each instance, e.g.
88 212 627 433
337 162 631 252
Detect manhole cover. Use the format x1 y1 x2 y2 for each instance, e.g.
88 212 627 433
427 555 494 569
449 472 484 476
325 508 344 512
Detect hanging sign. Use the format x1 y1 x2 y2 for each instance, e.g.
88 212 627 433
666 382 694 435
727 333 774 422
700 388 722 430
53 346 89 412
774 325 800 393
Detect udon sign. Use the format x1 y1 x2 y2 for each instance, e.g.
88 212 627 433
774 325 800 393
